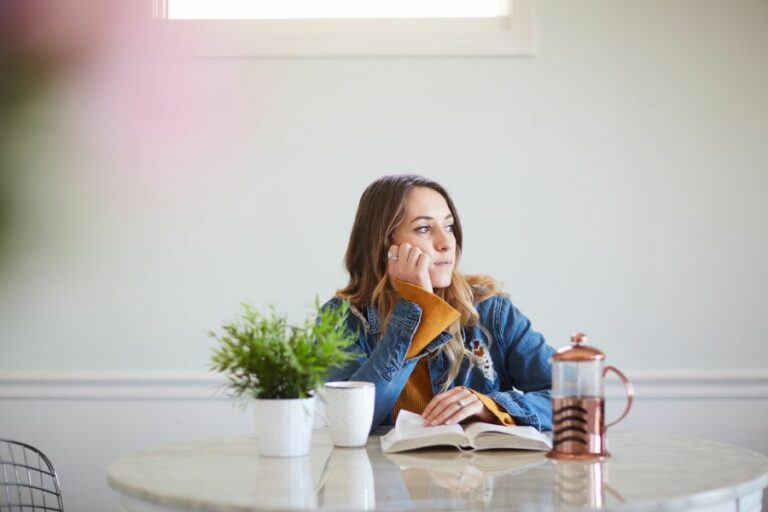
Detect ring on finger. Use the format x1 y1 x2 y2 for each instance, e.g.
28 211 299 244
457 398 467 408
388 254 398 261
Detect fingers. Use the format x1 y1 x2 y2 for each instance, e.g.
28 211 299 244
387 244 399 264
422 386 465 418
415 248 432 275
386 243 433 292
422 387 481 426
399 243 422 267
386 244 404 276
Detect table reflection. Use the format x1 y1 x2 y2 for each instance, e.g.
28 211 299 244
382 449 547 508
317 448 376 509
108 432 768 512
277 444 552 510
552 459 626 509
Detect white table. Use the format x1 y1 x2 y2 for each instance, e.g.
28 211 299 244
108 430 768 511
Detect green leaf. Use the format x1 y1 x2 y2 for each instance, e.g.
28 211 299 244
209 297 358 399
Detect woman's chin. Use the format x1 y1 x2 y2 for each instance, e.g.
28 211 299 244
430 274 453 289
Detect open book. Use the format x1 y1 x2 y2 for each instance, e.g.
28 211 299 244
381 410 552 454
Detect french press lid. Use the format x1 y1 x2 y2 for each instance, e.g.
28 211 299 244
551 332 605 362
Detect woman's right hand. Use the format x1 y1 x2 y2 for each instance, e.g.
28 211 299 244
387 243 433 293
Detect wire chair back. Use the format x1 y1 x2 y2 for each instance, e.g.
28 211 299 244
0 439 64 511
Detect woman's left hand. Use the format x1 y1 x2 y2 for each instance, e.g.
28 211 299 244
422 386 496 426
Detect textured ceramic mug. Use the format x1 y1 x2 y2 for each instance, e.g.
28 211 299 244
322 381 375 447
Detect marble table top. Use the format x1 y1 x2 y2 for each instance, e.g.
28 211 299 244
107 430 768 511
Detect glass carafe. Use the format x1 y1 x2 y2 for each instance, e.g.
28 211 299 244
547 333 633 460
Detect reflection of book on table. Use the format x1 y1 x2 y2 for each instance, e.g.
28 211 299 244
381 410 552 454
385 449 548 476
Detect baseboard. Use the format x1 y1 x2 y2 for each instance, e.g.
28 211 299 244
0 370 767 400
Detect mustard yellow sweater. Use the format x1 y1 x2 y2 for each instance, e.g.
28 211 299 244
391 279 514 426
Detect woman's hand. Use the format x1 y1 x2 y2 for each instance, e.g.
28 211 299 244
387 243 433 293
422 386 496 426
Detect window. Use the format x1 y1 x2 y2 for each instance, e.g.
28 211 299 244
167 0 508 20
153 0 534 57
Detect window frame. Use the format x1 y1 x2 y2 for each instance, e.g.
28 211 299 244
152 0 535 57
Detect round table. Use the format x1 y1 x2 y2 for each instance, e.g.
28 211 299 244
107 430 768 511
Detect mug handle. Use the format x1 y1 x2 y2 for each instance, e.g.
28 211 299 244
603 365 634 430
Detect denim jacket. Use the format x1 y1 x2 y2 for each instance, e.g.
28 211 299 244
322 294 555 431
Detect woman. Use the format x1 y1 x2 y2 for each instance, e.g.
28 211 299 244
324 175 554 430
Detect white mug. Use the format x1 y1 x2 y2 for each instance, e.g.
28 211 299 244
320 381 375 447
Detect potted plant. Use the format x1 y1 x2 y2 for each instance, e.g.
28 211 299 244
210 299 356 457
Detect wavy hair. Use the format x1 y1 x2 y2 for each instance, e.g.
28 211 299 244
336 174 504 390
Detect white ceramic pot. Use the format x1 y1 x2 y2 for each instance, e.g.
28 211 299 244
252 395 316 457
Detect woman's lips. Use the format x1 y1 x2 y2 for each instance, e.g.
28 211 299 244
434 261 453 267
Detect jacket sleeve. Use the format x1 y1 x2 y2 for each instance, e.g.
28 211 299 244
485 296 555 430
391 278 460 358
321 297 453 429
469 390 515 425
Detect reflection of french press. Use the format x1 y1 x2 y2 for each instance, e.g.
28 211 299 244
553 460 607 508
547 333 633 460
553 460 626 508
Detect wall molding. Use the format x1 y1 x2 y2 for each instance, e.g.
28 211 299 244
0 370 767 400
603 372 768 400
0 372 230 400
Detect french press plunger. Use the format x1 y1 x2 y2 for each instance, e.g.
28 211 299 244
547 333 634 460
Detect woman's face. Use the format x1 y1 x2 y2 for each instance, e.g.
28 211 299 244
392 186 457 289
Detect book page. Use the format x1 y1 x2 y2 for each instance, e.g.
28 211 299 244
463 422 552 451
380 410 469 453
395 410 465 439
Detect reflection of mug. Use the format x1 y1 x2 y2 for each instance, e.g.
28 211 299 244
319 381 375 447
318 448 375 510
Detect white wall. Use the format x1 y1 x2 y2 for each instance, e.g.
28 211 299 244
1 1 767 511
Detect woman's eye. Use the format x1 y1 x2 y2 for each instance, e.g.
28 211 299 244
415 225 430 233
446 224 455 233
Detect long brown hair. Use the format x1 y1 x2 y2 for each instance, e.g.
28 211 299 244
337 175 503 389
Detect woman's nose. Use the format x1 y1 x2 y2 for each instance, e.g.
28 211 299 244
435 231 453 252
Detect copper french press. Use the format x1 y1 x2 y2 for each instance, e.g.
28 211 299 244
547 333 633 460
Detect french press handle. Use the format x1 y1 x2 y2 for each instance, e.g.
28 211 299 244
603 365 634 430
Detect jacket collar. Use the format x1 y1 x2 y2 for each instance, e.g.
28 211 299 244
364 305 380 335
